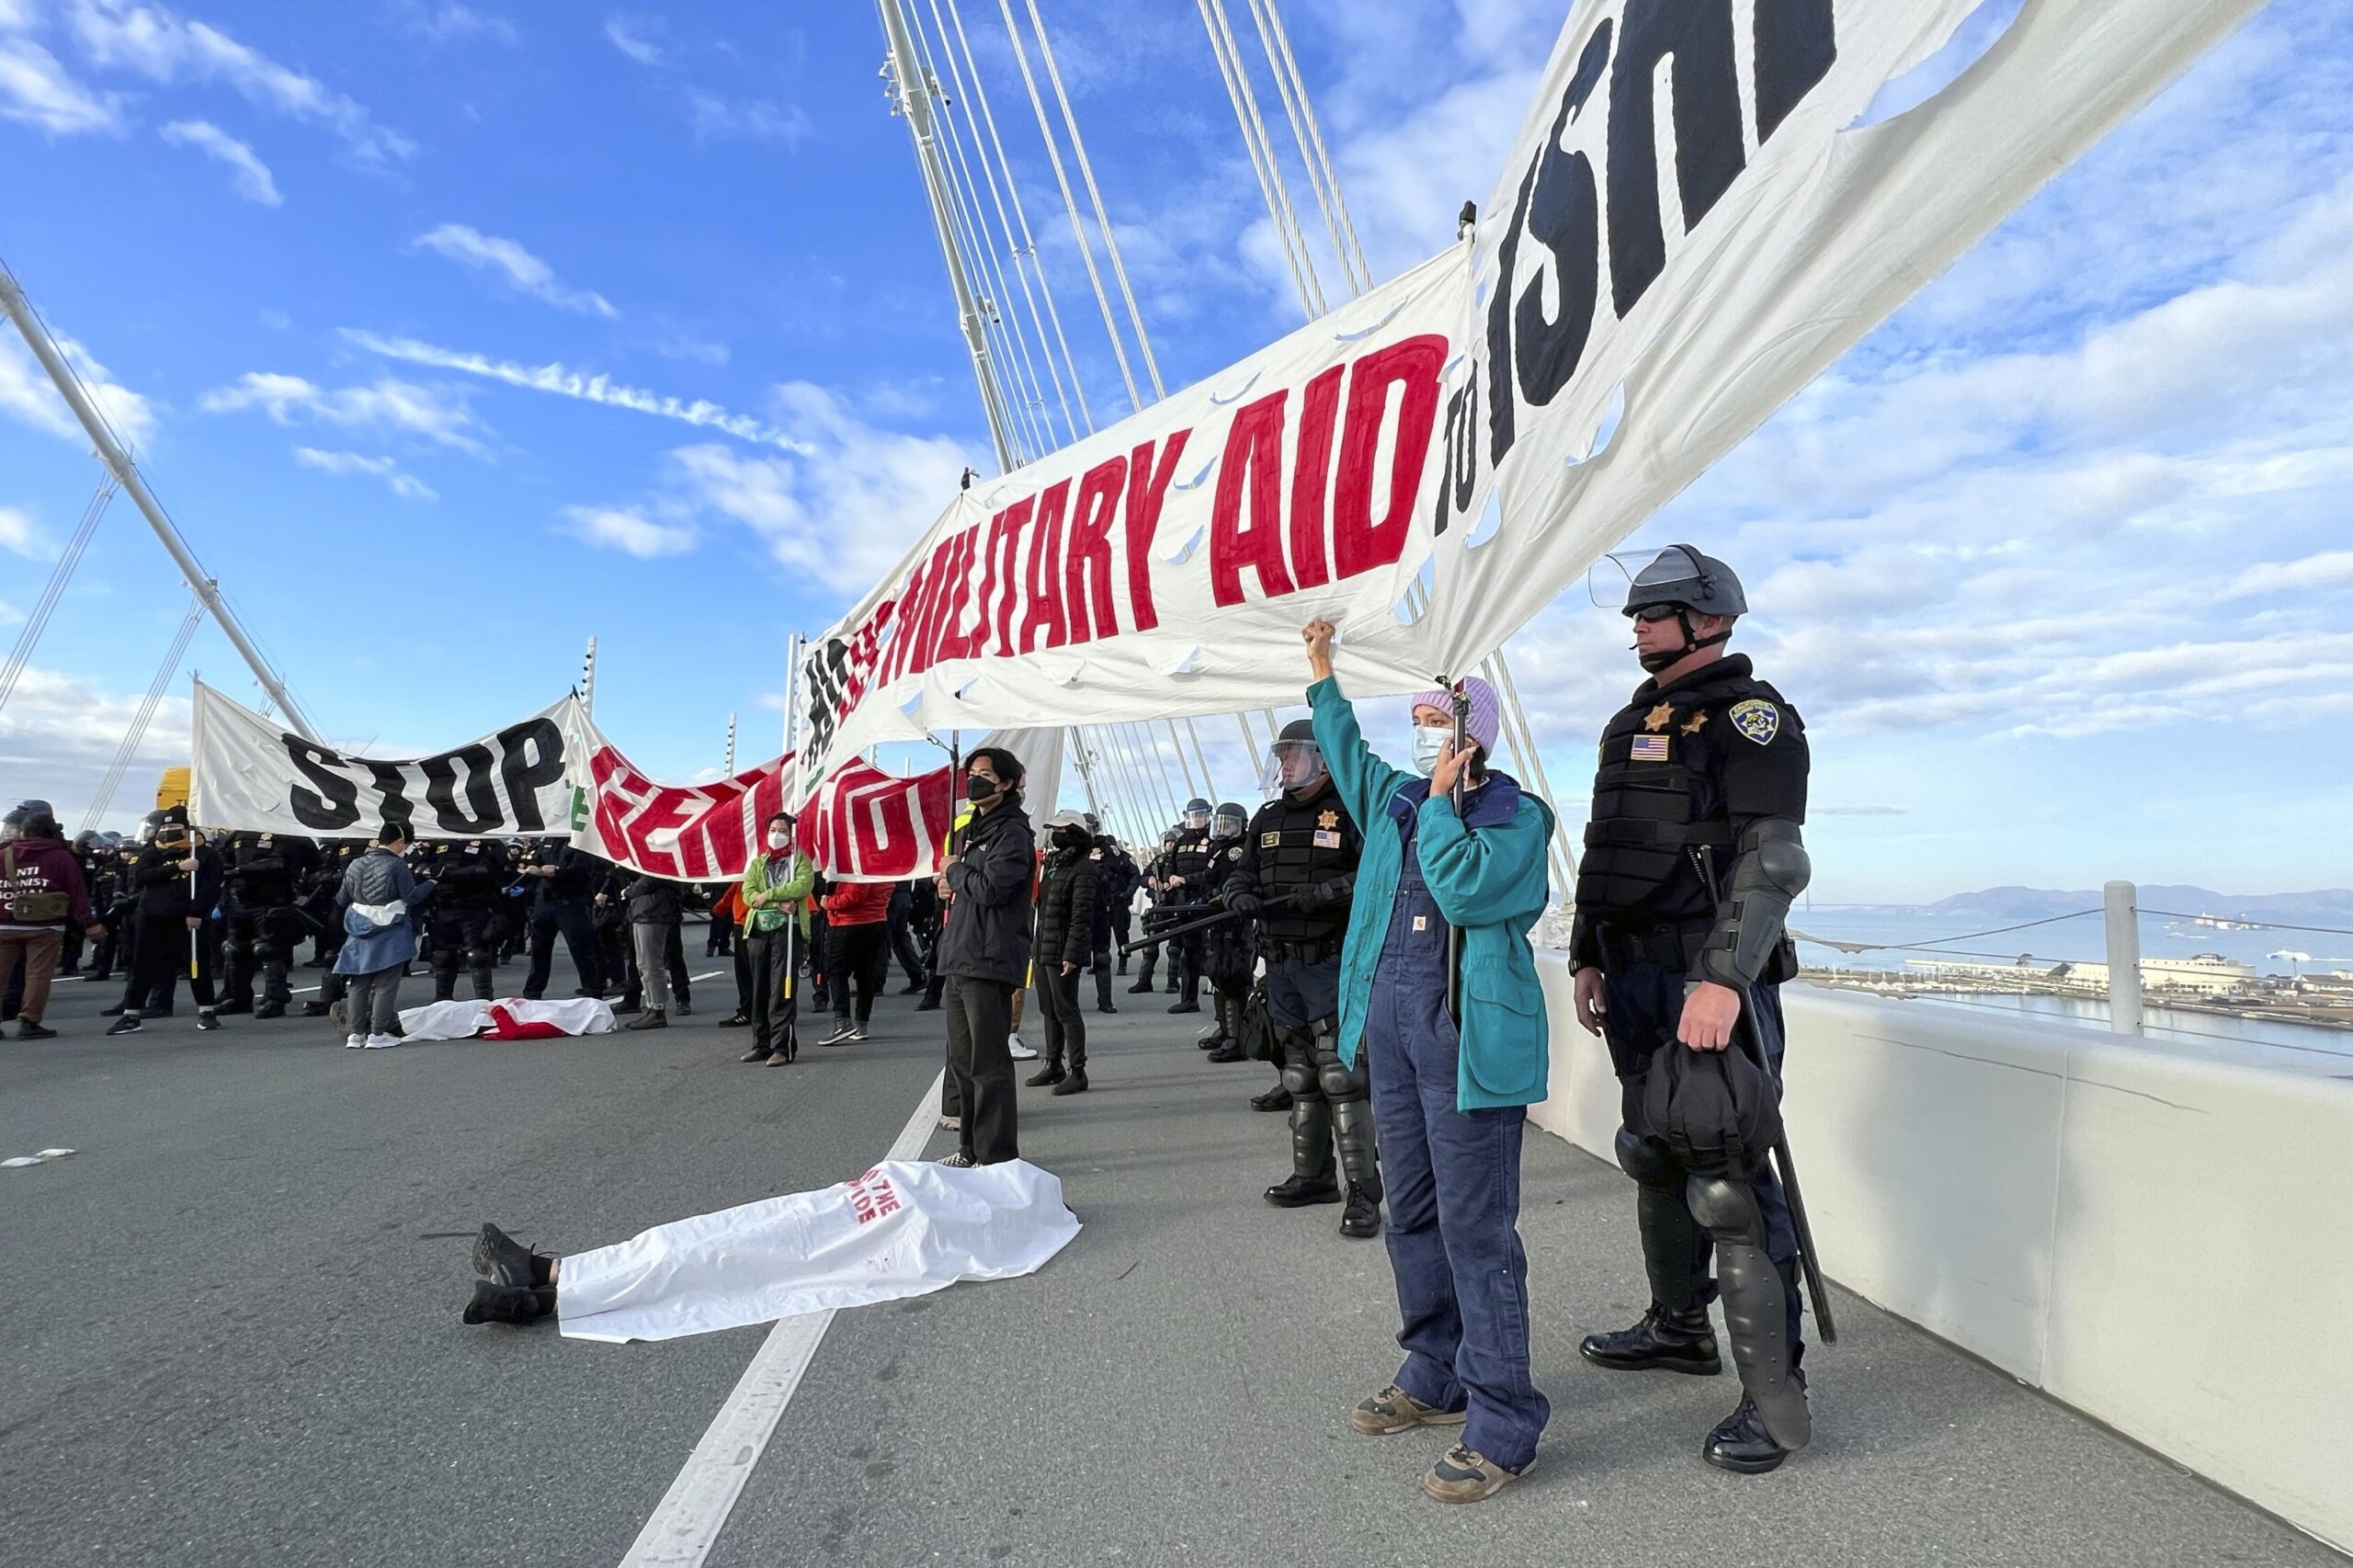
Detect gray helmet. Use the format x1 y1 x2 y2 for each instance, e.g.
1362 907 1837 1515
1161 828 1179 845
1211 801 1246 839
1184 797 1212 815
1623 544 1745 619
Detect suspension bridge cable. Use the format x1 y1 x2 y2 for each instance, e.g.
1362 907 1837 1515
0 474 117 722
942 0 1097 435
1181 716 1220 802
1237 0 1357 297
1253 0 1371 290
80 597 204 835
1197 0 1323 320
1019 0 1166 400
993 0 1143 412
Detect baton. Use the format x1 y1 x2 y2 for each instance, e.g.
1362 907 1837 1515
1115 892 1302 959
1732 1002 1838 1346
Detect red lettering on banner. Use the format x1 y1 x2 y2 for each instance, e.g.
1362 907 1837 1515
989 498 1033 657
1063 456 1125 645
1334 333 1446 579
1122 432 1189 633
930 530 982 665
1288 365 1343 591
904 540 957 678
969 507 1012 664
1210 390 1298 608
844 1167 902 1225
1018 479 1070 653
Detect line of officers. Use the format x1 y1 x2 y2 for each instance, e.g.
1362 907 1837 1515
40 816 723 1023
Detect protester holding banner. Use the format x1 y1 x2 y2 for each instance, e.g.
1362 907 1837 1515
1302 620 1554 1506
934 747 1032 1168
737 812 814 1066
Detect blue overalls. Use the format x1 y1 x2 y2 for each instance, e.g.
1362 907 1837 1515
1365 798 1550 1472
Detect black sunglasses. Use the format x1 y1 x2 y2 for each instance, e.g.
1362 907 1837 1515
1631 603 1684 623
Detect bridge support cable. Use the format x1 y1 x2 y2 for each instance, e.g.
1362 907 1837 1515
0 256 318 741
78 596 205 835
0 474 117 722
1199 0 1325 322
1246 0 1370 293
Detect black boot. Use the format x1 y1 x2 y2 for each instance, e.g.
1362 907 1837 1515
1051 1066 1088 1096
1025 1062 1066 1087
472 1222 553 1288
1583 1176 1724 1373
299 1000 330 1017
1578 1304 1722 1374
1338 1182 1382 1238
1206 1039 1247 1063
461 1279 556 1326
1703 1392 1801 1474
215 997 253 1016
255 1000 286 1020
1267 1098 1339 1205
1249 1084 1292 1112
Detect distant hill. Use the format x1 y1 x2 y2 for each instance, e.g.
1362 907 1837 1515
1924 886 2353 926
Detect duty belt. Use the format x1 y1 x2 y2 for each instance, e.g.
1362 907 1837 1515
1596 920 1711 973
1266 937 1340 964
1582 819 1733 849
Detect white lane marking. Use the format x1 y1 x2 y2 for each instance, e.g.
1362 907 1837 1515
688 970 724 983
617 1067 946 1567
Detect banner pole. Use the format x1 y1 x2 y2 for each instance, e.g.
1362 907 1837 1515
581 637 597 719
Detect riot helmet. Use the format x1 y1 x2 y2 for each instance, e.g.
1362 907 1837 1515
1263 718 1326 796
1623 544 1745 673
1211 801 1246 840
1182 797 1211 831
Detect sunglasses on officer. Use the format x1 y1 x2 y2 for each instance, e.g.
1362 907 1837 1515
1631 603 1684 623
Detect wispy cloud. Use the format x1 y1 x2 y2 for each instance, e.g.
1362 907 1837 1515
340 328 817 453
0 502 53 559
64 0 414 165
602 17 665 68
687 90 808 149
159 118 280 205
294 446 437 501
0 33 123 134
199 370 484 452
0 324 157 448
2222 548 2353 598
401 4 517 46
563 504 695 559
411 223 617 318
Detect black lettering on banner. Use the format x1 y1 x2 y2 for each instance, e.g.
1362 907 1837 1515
285 739 361 831
364 761 418 833
495 720 565 832
1608 0 1745 317
422 745 503 834
1515 25 1613 410
1755 0 1838 144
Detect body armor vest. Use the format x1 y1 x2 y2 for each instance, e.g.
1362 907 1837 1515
1575 665 1793 926
1164 828 1218 900
224 834 298 910
1246 779 1359 942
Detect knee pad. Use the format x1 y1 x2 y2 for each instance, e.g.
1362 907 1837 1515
1316 1055 1367 1105
1614 1127 1679 1189
1685 1174 1763 1240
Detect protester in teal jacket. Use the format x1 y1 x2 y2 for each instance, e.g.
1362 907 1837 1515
1309 676 1554 1112
1302 617 1555 1506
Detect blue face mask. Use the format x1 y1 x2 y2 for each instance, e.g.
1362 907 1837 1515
1411 725 1453 777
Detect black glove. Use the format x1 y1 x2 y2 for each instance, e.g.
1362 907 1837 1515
1301 875 1353 911
1225 889 1262 917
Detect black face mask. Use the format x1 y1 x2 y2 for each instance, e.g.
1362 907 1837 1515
966 775 1002 803
1053 827 1089 852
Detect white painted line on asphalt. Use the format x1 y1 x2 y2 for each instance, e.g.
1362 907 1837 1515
688 970 724 983
616 1067 947 1567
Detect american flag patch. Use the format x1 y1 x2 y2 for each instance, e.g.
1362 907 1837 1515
1631 735 1670 762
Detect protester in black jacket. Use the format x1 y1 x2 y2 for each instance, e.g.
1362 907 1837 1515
935 747 1034 1166
1026 812 1100 1095
522 840 606 999
108 812 226 1033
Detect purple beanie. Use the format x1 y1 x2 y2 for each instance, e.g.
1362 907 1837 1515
1409 676 1501 756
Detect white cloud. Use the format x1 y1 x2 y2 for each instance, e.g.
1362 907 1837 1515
340 328 815 453
2223 549 2353 598
687 91 808 149
563 504 694 558
0 34 122 133
411 223 617 318
0 324 158 449
602 17 665 68
0 664 189 831
0 502 53 558
159 118 280 205
199 371 484 452
293 446 436 501
403 5 517 46
63 0 414 165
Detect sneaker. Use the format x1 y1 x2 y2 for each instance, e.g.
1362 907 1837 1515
622 1011 668 1031
1422 1446 1529 1505
363 1033 400 1049
461 1279 555 1326
847 1025 869 1042
938 1114 961 1131
100 1004 126 1017
473 1222 551 1288
1351 1384 1470 1437
936 1152 975 1168
1006 1034 1039 1061
196 1011 222 1031
817 1022 858 1047
105 1015 142 1036
718 1012 751 1028
345 1033 367 1049
17 1020 57 1040
676 1002 691 1017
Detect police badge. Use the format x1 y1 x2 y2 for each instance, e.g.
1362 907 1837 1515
1728 699 1780 746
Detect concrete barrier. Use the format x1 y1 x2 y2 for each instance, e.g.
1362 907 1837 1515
1529 953 2353 1553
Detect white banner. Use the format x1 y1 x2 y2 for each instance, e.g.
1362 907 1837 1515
794 251 1469 788
188 680 585 839
1421 0 2265 673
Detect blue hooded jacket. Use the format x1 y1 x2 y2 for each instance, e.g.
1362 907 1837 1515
1310 676 1554 1111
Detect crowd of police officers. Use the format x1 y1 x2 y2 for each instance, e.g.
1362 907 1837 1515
10 545 1821 1479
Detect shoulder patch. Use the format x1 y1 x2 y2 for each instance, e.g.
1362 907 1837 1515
1225 846 1244 861
1728 699 1780 746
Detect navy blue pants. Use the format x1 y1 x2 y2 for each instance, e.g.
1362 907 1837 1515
1365 846 1548 1472
1603 959 1804 1349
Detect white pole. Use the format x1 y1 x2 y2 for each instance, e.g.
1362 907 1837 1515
0 263 318 741
581 636 598 719
2104 880 2143 1037
724 712 738 775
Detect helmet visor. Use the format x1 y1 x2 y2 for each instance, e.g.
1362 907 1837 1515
1262 737 1326 794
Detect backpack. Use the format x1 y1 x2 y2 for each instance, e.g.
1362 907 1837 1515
3 844 72 925
1640 1036 1783 1178
1238 978 1276 1062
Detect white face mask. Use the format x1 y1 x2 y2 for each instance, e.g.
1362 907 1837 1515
1411 724 1454 777
767 830 791 850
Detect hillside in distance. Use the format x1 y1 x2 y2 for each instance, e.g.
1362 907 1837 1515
1922 886 2353 925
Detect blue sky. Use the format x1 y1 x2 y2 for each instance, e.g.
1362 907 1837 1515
2 0 2347 902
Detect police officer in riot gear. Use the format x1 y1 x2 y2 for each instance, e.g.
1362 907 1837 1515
1159 799 1218 1014
1569 546 1816 1473
1196 802 1256 1051
219 830 317 1018
426 838 507 1001
1128 829 1183 994
1222 720 1379 1239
